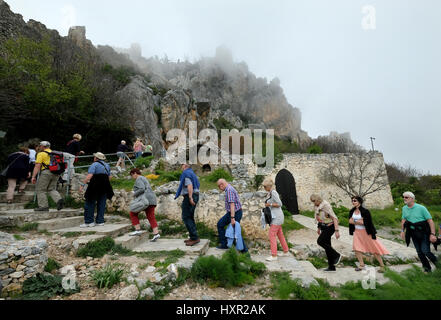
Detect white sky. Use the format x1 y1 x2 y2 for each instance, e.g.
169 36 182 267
7 0 441 174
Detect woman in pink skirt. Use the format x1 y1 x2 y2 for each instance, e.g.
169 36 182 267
349 196 389 273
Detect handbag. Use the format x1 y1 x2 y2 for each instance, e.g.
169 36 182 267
130 194 150 213
262 191 273 225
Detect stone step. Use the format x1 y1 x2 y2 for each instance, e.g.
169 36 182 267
292 214 419 261
72 234 107 251
0 203 25 211
132 238 210 256
0 192 35 203
0 209 83 227
36 216 85 231
114 231 150 250
53 223 132 238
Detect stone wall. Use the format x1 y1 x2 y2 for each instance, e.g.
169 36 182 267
251 152 394 210
0 232 48 297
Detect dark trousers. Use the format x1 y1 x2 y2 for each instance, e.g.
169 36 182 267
217 209 248 252
84 194 107 224
411 232 438 271
181 193 199 240
317 224 340 269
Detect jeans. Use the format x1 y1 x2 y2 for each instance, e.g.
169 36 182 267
62 153 76 181
135 151 142 159
411 232 438 271
317 224 340 269
181 193 199 240
217 209 248 252
84 194 107 224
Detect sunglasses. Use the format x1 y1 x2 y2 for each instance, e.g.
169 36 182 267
351 199 358 202
403 196 410 199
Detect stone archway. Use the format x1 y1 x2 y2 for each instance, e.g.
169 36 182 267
275 169 299 215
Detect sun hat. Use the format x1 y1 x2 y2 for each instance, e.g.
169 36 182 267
93 152 106 160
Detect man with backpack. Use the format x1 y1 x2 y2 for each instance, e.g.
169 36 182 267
31 141 64 212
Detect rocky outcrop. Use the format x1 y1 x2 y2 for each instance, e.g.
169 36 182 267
116 76 164 157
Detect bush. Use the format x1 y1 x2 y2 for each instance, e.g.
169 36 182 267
134 156 154 168
44 258 61 273
190 248 265 288
155 170 182 182
91 263 125 289
307 144 323 154
22 273 79 300
19 223 39 231
270 272 331 300
77 237 115 258
206 168 233 182
254 175 264 191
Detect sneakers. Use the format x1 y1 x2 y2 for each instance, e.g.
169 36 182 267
150 234 160 242
34 207 49 212
129 230 143 236
96 223 105 227
57 199 64 211
278 252 290 257
186 239 200 246
80 223 95 228
216 246 228 250
333 253 342 266
266 256 278 261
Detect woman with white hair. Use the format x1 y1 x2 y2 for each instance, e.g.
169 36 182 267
63 133 85 182
400 191 438 273
262 178 289 261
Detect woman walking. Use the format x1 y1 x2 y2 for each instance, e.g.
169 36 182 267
128 168 160 241
262 178 290 261
311 194 342 271
349 196 389 273
5 147 30 204
133 139 146 159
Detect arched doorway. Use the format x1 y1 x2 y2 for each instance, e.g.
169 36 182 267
275 169 299 215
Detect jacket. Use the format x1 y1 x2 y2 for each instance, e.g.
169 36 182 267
225 222 245 251
84 174 114 201
5 152 30 180
349 206 377 240
403 220 438 250
174 168 200 199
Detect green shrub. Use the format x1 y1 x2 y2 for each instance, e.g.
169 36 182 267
63 232 81 238
91 263 125 289
190 248 265 288
159 219 187 236
307 144 323 154
307 257 328 269
155 170 182 182
13 234 25 240
254 175 264 190
270 272 331 300
195 222 219 247
77 237 115 258
134 156 154 168
22 273 79 300
19 223 39 231
206 168 233 182
44 258 61 273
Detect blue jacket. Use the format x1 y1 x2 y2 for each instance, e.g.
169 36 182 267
174 168 200 200
225 222 245 251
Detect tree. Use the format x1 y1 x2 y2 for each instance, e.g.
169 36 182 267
320 151 390 198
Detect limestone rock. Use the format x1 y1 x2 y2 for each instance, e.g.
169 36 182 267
118 284 139 300
140 287 154 300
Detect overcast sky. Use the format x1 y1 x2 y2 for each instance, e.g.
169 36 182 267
7 0 441 174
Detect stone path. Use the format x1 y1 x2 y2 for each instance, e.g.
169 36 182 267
132 238 210 256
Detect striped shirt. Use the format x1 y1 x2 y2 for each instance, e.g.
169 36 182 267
224 184 242 212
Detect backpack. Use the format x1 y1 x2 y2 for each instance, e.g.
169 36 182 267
42 151 66 175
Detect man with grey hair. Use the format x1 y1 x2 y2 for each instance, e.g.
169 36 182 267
400 191 438 273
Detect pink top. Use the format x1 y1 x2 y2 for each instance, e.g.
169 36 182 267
134 141 145 152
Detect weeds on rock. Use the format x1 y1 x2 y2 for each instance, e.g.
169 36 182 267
13 234 25 240
22 273 79 300
63 232 81 238
19 223 39 231
44 258 61 273
206 168 233 182
270 272 331 300
307 257 328 269
190 248 265 288
91 263 125 289
77 237 115 258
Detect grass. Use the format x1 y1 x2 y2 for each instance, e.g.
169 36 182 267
110 178 135 191
153 250 186 269
134 249 185 261
282 208 305 232
206 168 233 182
307 257 328 269
63 232 81 238
270 272 331 300
76 237 115 258
159 219 187 236
21 273 79 300
90 263 125 289
44 258 61 273
190 248 266 288
13 234 25 240
195 222 219 247
19 223 39 231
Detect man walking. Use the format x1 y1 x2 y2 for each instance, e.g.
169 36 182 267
216 179 248 252
175 163 200 246
31 141 64 212
79 153 113 227
401 191 438 273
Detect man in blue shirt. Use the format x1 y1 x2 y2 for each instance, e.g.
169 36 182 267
175 163 200 246
400 191 438 272
79 152 113 228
